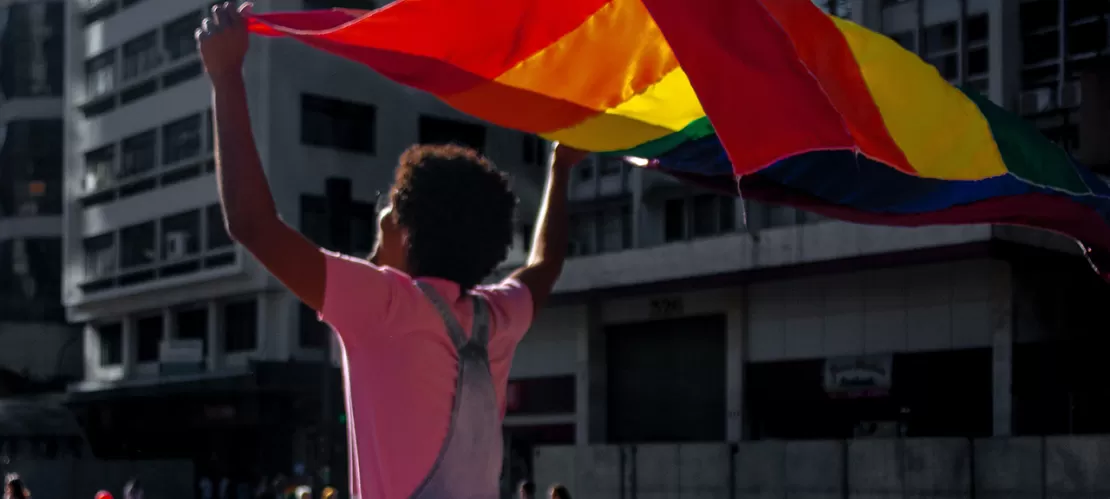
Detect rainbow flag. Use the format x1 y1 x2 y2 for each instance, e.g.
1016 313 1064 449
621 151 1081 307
247 0 1110 278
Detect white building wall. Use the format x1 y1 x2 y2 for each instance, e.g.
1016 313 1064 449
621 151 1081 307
747 259 1010 362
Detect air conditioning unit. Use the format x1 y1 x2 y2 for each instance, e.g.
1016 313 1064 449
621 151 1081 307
165 231 190 260
1061 80 1083 108
1020 88 1055 115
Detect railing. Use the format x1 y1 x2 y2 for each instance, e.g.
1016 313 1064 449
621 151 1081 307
534 436 1110 499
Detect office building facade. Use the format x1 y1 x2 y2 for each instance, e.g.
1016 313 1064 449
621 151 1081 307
0 0 80 393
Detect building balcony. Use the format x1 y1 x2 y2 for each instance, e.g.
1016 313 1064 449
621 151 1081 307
548 222 1068 297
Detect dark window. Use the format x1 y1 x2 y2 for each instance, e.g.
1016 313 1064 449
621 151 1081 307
0 3 65 98
223 300 257 353
418 116 486 153
522 135 547 166
0 238 64 322
135 314 163 363
175 307 207 359
84 234 116 281
0 120 63 216
664 198 686 242
98 323 123 366
301 94 376 154
300 303 330 347
692 195 735 237
121 31 161 82
164 11 202 62
924 22 958 53
161 210 201 260
967 48 989 77
120 222 156 269
966 15 989 43
928 54 959 81
162 114 202 165
120 130 156 178
206 205 233 250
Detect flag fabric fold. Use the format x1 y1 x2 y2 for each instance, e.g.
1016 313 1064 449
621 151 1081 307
247 0 1110 278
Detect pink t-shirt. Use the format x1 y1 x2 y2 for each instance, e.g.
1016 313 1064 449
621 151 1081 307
318 251 535 499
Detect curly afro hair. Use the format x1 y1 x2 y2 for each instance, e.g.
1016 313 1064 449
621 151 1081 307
390 144 518 289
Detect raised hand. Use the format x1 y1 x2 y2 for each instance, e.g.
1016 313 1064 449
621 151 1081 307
196 2 252 84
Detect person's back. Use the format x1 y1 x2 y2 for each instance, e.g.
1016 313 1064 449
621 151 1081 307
197 4 585 498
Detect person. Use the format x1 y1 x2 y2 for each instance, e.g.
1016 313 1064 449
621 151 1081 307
548 484 571 499
3 474 28 499
518 480 536 499
196 3 585 499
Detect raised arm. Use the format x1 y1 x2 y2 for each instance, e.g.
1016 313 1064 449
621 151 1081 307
198 2 326 311
510 144 588 313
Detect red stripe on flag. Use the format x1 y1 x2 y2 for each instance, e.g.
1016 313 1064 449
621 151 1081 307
757 0 916 175
248 0 609 96
637 0 856 176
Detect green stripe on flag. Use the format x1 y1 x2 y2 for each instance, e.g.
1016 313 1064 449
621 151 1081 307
960 87 1089 194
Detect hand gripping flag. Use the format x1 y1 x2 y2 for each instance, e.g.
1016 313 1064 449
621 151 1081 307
247 0 1110 279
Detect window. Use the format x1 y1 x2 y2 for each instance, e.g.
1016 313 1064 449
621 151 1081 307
301 94 377 154
664 198 685 242
418 116 486 153
174 307 207 357
162 114 202 165
121 31 161 81
135 314 163 363
223 300 258 353
164 11 202 62
206 205 233 250
522 135 547 166
599 206 632 253
120 130 156 178
120 221 156 269
924 21 959 81
0 3 64 98
598 157 623 177
161 210 200 261
965 15 990 88
97 323 123 366
569 213 596 256
85 52 116 99
300 303 330 347
0 238 64 322
83 146 115 192
665 195 735 241
84 234 116 280
0 120 63 216
569 205 631 256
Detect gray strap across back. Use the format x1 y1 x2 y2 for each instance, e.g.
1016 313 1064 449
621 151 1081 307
410 281 502 499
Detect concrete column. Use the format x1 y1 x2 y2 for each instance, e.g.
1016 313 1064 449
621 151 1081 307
725 287 748 441
121 315 136 378
575 301 606 445
990 264 1014 436
206 301 221 372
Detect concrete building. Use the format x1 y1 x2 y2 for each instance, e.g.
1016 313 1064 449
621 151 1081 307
58 0 1110 495
0 0 81 393
515 0 1110 492
61 0 548 485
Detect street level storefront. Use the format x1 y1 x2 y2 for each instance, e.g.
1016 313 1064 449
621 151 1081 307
65 361 346 492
